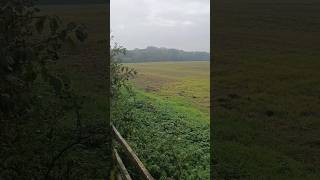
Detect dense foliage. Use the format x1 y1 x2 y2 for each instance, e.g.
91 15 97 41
0 1 109 179
113 90 210 180
110 42 137 136
119 46 210 63
110 43 136 99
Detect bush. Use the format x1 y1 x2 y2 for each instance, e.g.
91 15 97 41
0 1 110 179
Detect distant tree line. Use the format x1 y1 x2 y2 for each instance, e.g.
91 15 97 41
118 46 210 63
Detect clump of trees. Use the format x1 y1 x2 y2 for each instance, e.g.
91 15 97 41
119 46 210 63
0 1 110 179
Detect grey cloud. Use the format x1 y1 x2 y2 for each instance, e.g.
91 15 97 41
111 0 210 52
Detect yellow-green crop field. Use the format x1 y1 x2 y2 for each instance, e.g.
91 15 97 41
127 61 210 116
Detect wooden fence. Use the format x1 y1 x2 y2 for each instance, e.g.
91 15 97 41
111 124 155 180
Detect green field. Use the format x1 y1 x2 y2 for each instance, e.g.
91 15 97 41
129 61 210 116
116 61 210 179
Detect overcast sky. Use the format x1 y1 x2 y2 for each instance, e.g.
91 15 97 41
111 0 210 52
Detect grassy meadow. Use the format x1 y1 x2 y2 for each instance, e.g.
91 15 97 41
118 61 210 179
213 0 320 179
128 61 210 116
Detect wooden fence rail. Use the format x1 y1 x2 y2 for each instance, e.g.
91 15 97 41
111 124 155 180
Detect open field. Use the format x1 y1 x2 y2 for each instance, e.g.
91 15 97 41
213 0 320 179
128 61 210 116
117 61 210 179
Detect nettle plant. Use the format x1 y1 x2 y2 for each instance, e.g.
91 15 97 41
0 1 102 179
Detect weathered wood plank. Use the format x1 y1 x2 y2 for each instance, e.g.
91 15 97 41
113 148 132 180
116 174 123 180
112 125 155 180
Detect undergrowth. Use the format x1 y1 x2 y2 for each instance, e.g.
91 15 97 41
114 89 210 180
